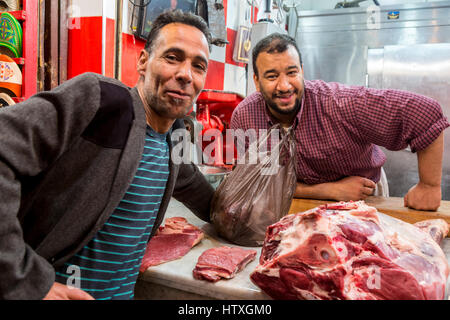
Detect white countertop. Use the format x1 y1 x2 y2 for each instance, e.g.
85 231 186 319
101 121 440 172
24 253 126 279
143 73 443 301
137 198 450 300
138 199 270 300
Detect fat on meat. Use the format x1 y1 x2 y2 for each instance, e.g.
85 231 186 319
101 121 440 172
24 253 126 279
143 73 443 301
193 246 257 282
414 219 449 245
140 217 204 272
250 201 449 300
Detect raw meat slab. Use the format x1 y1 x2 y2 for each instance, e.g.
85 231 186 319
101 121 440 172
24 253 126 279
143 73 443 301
193 246 257 282
140 217 204 272
250 201 449 300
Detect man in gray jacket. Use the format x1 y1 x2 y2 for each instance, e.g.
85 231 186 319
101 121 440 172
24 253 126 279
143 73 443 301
0 10 214 300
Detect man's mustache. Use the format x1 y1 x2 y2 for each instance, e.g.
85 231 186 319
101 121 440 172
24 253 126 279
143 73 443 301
272 89 298 98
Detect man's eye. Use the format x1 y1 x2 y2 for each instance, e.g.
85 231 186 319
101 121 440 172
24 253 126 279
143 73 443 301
165 55 178 61
194 64 207 72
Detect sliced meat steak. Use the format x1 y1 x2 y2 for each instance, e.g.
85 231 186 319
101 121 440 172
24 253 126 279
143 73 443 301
140 217 204 272
250 201 449 300
193 246 257 282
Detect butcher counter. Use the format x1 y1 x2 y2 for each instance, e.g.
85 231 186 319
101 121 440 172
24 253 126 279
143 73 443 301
134 197 450 300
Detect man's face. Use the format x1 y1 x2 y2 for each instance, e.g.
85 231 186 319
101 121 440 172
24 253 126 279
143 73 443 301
254 46 304 121
137 23 209 122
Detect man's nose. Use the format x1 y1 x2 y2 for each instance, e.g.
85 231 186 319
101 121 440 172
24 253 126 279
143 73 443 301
276 74 291 92
175 61 193 84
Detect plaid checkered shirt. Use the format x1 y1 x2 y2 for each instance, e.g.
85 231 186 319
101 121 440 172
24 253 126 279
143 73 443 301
230 80 450 184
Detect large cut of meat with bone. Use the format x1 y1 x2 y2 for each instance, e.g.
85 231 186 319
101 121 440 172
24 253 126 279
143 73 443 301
193 246 257 282
140 217 204 272
250 201 449 300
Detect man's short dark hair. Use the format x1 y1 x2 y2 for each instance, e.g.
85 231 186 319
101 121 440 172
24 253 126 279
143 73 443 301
144 9 212 53
252 33 303 77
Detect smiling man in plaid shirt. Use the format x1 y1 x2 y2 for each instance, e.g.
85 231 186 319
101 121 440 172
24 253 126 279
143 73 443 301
230 33 449 211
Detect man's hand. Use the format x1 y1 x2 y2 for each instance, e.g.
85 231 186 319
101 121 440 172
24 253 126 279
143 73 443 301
43 282 95 300
406 132 444 211
295 176 376 201
404 182 441 211
328 176 376 201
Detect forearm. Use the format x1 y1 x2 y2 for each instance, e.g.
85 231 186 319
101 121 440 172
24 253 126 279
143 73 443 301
295 176 377 202
416 132 444 187
294 181 336 200
403 132 444 211
173 163 215 222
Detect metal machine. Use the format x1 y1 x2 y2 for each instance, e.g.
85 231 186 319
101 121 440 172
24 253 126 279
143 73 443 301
184 90 243 174
293 1 450 199
334 0 380 9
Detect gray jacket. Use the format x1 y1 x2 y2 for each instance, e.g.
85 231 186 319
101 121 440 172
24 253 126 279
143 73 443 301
0 73 214 299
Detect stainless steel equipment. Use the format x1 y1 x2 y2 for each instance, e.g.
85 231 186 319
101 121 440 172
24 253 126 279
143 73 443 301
335 0 373 9
196 164 231 189
294 1 450 199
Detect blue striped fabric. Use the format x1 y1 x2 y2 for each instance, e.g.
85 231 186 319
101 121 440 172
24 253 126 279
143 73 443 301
55 126 169 300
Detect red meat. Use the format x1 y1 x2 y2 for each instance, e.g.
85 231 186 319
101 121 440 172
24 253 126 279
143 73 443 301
140 217 204 272
250 201 449 300
193 246 257 282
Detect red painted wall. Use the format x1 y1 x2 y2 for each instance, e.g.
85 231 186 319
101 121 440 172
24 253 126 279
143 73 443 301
68 16 103 78
68 17 115 79
121 33 145 87
204 60 225 91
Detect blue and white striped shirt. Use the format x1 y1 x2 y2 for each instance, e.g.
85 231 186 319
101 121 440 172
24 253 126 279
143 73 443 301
55 126 169 300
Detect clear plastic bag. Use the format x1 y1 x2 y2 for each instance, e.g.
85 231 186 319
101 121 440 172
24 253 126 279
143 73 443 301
210 124 297 246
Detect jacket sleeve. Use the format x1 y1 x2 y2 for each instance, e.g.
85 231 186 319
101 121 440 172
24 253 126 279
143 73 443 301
0 73 102 299
170 119 215 222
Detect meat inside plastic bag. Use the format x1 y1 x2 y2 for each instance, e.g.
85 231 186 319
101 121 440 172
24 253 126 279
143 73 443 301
210 125 297 246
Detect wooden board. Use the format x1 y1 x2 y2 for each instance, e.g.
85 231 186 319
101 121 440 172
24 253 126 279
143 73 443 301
288 196 450 237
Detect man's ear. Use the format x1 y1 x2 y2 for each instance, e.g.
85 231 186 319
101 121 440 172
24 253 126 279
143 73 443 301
137 49 149 76
253 74 260 92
